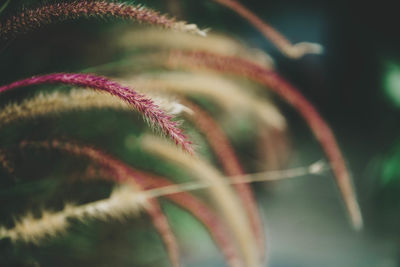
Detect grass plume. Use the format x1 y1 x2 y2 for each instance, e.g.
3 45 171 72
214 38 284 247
0 0 206 42
124 71 286 131
168 50 363 230
0 89 191 127
0 73 193 153
0 185 147 244
19 140 181 267
212 0 323 58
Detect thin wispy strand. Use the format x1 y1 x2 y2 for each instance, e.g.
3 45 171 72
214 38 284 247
0 73 193 153
142 160 328 198
0 0 206 42
212 0 323 58
168 50 363 230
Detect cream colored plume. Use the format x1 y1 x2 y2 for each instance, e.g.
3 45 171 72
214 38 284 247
0 185 148 244
123 72 286 131
117 27 274 68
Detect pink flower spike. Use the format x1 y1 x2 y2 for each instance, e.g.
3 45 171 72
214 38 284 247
0 73 193 153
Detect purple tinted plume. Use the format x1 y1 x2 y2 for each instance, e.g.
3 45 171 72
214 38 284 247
0 73 192 153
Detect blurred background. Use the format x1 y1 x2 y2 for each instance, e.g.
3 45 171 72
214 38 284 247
0 0 399 266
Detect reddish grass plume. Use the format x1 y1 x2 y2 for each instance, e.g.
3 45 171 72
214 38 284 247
19 140 181 267
0 73 192 153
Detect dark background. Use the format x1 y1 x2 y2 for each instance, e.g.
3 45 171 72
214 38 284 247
1 0 399 266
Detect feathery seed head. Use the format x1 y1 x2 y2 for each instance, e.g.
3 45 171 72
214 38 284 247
0 73 193 153
0 0 205 42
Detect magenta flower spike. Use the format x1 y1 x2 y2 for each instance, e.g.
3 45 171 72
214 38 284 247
0 73 193 153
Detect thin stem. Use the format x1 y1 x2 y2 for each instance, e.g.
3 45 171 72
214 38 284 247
145 160 328 198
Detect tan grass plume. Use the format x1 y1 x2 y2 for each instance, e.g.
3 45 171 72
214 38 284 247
0 185 147 244
117 27 274 68
124 71 286 131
